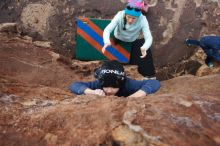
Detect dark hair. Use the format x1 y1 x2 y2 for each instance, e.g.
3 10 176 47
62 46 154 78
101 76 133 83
94 60 125 88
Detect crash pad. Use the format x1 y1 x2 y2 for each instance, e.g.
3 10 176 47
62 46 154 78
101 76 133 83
76 17 131 63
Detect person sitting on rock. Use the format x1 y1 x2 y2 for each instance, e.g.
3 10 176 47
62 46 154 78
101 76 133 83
185 36 220 68
69 60 160 97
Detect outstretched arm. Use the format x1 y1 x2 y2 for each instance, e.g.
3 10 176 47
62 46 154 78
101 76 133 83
140 16 153 58
103 12 121 46
69 80 105 96
127 79 161 98
141 17 153 50
102 12 122 53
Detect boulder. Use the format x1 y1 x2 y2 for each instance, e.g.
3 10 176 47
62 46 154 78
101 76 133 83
0 33 220 146
0 0 219 66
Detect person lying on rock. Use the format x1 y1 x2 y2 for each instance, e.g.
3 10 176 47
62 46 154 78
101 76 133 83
69 60 160 98
185 36 220 68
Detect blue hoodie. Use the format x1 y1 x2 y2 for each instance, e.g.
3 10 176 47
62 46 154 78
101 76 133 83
200 36 220 62
69 77 160 97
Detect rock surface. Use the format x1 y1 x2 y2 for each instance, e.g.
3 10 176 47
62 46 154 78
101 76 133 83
0 34 220 146
0 0 219 67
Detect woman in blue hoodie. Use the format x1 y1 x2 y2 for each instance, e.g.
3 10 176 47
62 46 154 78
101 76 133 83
69 60 160 97
102 0 155 79
185 36 220 68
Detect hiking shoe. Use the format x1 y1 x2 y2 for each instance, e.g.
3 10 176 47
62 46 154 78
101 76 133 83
185 39 192 47
207 62 214 68
185 39 200 47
